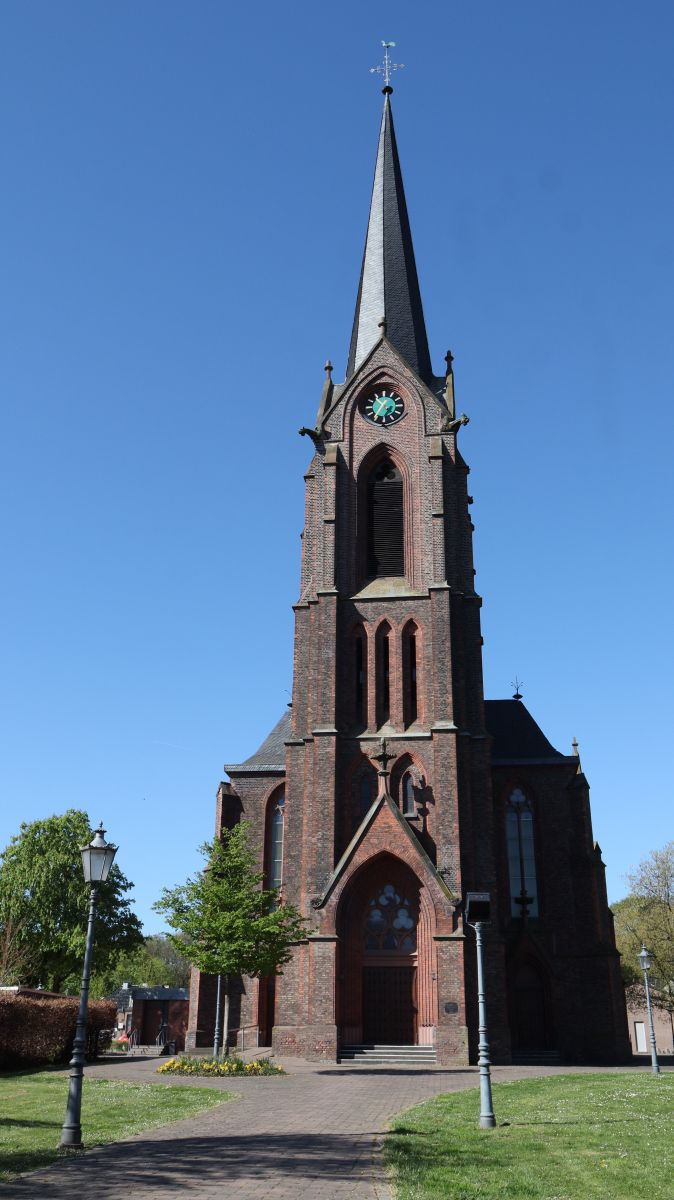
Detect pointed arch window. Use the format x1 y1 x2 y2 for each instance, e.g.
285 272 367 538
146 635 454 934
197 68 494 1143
265 787 285 895
353 625 367 728
506 788 539 918
402 622 419 727
367 459 404 578
363 883 417 954
402 771 416 818
375 622 392 728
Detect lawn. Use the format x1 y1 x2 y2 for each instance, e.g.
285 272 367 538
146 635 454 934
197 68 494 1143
0 1070 233 1181
385 1073 674 1200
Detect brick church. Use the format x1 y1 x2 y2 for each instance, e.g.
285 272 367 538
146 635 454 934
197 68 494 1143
187 84 630 1066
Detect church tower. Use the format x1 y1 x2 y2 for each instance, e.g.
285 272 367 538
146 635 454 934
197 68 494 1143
187 81 630 1066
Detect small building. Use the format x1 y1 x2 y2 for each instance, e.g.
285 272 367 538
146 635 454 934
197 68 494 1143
625 986 674 1058
113 984 188 1050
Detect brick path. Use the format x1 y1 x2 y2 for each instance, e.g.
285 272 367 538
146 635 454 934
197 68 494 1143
2 1057 666 1199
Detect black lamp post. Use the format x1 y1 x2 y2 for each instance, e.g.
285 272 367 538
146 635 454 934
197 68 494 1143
465 892 496 1129
59 824 117 1149
638 945 661 1076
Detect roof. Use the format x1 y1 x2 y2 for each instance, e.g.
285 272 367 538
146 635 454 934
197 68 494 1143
346 91 432 383
484 700 569 763
113 985 189 1010
224 709 291 774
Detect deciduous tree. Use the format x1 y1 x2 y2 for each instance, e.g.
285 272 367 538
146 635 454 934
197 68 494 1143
0 810 143 992
154 823 306 1052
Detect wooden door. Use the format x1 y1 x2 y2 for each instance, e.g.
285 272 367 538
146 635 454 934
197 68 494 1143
362 965 416 1044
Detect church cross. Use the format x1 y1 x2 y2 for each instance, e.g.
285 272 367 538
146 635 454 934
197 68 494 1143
372 737 396 775
370 41 404 90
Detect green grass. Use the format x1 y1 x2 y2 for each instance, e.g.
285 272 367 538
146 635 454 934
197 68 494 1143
385 1073 674 1200
0 1070 233 1181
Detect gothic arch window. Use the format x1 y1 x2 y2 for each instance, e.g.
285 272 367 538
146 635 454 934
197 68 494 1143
367 458 404 578
375 621 392 728
402 621 419 727
402 771 416 818
265 787 285 895
353 624 367 729
506 787 539 918
363 882 417 954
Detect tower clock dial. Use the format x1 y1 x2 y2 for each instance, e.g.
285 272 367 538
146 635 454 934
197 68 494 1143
363 389 405 426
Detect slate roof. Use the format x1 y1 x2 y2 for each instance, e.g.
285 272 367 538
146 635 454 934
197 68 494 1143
223 702 567 778
484 700 569 763
224 709 291 774
346 91 432 383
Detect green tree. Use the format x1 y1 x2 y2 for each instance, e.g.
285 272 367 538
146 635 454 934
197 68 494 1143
154 823 306 1052
613 841 674 1013
89 934 191 999
0 810 143 992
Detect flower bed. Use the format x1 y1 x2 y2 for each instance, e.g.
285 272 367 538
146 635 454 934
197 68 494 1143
157 1054 284 1077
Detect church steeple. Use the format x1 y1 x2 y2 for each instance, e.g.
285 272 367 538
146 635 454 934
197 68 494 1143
346 89 432 383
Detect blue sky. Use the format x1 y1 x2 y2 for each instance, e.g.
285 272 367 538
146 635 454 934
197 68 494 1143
1 1 673 931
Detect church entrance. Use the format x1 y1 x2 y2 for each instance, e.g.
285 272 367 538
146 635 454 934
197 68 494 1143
338 858 424 1047
362 965 416 1044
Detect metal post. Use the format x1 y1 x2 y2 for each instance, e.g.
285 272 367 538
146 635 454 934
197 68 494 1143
212 973 223 1058
642 965 661 1075
59 886 98 1148
474 920 496 1129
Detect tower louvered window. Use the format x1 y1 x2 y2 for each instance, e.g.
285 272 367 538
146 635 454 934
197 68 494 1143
367 461 404 577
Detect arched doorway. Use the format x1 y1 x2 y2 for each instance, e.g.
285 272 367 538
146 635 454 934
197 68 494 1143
337 855 435 1046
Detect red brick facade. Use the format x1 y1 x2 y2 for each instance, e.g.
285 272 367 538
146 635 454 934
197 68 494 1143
186 337 631 1065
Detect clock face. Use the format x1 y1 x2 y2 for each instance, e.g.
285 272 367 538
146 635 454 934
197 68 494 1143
363 390 405 426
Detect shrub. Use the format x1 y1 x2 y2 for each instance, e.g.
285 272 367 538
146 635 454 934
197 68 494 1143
157 1054 284 1077
0 993 116 1068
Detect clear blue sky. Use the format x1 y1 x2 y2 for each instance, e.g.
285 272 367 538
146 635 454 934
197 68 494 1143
1 1 673 931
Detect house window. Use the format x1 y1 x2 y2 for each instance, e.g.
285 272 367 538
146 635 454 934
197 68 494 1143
266 788 285 893
367 460 404 577
506 788 539 918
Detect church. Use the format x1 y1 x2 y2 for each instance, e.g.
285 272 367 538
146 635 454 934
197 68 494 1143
186 78 630 1066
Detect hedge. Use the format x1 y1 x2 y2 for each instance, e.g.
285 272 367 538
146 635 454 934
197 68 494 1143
0 993 116 1068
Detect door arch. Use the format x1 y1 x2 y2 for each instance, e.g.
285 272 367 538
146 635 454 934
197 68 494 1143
336 854 436 1046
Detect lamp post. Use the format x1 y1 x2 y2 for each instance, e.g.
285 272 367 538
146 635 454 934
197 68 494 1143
213 973 223 1058
59 824 117 1149
638 945 661 1076
464 892 496 1129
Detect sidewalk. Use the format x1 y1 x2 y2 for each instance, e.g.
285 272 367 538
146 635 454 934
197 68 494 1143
2 1057 663 1199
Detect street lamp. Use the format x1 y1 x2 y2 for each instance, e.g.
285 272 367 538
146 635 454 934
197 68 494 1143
464 892 496 1129
638 945 661 1076
59 824 117 1149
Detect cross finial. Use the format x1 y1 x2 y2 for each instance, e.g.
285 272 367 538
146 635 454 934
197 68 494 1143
370 41 404 92
511 677 524 701
372 737 396 775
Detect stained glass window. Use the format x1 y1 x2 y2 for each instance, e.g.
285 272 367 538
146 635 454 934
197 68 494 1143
506 788 539 918
363 883 417 954
268 788 285 894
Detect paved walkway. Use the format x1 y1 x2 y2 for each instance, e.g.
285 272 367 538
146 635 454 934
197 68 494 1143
2 1056 666 1199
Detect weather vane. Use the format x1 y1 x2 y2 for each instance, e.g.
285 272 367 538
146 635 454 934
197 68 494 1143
370 41 404 90
511 677 524 701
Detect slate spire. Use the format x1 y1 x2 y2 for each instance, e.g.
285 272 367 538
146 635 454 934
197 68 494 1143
346 89 432 383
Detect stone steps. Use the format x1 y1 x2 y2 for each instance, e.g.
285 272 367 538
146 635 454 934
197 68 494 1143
511 1050 561 1066
339 1044 437 1065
